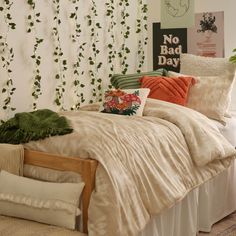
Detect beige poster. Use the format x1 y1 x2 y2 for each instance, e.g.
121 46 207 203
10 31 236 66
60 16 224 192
161 0 195 29
187 11 224 57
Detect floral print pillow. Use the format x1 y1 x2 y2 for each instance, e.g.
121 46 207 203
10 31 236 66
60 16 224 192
100 88 150 116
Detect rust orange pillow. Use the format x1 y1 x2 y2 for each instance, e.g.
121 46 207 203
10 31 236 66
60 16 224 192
140 76 196 106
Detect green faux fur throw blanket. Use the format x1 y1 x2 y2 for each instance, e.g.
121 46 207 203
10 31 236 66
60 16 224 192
0 109 73 144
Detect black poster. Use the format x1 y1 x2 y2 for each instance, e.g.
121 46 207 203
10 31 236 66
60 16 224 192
153 22 187 72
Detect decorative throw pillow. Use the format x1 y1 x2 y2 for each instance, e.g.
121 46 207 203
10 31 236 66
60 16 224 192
140 75 196 106
169 71 232 124
180 53 236 112
110 68 168 89
100 88 150 116
0 170 84 230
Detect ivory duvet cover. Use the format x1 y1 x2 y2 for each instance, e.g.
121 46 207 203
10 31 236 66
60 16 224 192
24 98 236 236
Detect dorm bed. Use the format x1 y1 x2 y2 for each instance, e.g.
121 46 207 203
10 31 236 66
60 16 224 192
1 53 236 235
20 98 236 236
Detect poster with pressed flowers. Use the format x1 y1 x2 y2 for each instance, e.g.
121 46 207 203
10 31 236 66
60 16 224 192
187 11 224 57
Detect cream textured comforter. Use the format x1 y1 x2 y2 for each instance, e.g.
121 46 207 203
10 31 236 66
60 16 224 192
24 99 236 236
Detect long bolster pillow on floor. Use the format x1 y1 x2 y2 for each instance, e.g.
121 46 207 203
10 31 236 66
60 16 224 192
0 170 84 230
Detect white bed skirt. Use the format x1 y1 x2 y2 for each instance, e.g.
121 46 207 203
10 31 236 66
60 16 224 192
139 162 236 236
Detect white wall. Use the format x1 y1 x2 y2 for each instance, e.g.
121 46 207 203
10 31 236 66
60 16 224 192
147 0 236 70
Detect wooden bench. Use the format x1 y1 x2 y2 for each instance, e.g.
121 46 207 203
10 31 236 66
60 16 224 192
24 149 98 234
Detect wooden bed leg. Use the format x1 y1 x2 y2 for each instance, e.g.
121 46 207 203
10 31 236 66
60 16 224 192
81 160 98 234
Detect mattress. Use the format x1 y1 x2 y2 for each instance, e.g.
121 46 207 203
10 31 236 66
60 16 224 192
210 112 236 147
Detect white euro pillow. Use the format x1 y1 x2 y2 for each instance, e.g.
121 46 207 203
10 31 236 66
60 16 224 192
179 53 236 116
169 71 231 124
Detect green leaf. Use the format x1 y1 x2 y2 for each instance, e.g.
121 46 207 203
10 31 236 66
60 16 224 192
70 13 76 18
27 0 34 5
9 23 16 30
229 55 236 63
55 98 60 106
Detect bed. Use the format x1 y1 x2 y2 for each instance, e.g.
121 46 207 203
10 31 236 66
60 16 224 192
0 52 235 235
19 98 236 236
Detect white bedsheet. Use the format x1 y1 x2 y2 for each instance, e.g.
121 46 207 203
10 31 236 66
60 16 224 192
210 112 236 147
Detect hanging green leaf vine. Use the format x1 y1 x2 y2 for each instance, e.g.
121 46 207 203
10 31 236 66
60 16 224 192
87 0 103 103
0 0 16 117
69 0 86 110
118 0 131 75
136 0 148 73
0 0 148 118
105 0 117 82
52 0 67 110
26 0 44 110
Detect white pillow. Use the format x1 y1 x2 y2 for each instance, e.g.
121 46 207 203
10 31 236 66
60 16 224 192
99 88 150 116
0 170 84 230
180 53 236 115
169 71 231 124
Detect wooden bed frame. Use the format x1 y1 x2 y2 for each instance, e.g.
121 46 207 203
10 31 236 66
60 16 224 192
24 149 98 234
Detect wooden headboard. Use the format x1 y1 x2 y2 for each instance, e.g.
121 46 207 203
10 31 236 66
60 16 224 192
24 149 98 234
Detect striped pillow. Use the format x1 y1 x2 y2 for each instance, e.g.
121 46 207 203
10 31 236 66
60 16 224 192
110 68 168 89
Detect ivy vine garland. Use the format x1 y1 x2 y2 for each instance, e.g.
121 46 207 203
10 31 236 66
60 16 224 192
87 0 103 103
0 0 16 117
26 0 44 110
52 0 67 110
69 0 86 110
118 0 131 75
105 0 117 81
136 0 148 73
0 0 148 118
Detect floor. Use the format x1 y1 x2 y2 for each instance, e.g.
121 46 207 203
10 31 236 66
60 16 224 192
198 212 236 236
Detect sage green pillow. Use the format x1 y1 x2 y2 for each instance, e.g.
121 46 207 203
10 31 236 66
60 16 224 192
110 68 168 89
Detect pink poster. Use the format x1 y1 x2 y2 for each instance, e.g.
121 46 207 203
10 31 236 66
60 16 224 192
187 11 224 57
